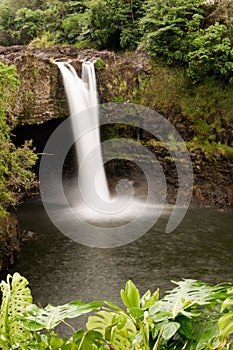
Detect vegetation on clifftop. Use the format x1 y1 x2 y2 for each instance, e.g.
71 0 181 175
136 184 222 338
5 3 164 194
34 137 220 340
0 0 232 83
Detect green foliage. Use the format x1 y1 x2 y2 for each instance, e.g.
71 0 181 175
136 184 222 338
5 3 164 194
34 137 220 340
141 0 233 82
132 61 233 155
0 0 16 46
0 0 145 49
120 280 140 308
0 0 232 82
13 7 44 44
62 13 87 44
1 273 233 349
0 273 32 348
65 0 87 14
0 273 103 349
140 0 205 62
29 31 52 48
82 0 144 50
42 0 67 44
0 62 37 218
87 279 233 350
0 0 46 45
186 22 233 81
87 305 137 350
24 300 101 331
95 58 106 70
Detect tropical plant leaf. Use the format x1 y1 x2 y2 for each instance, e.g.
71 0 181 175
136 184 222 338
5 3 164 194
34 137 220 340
120 280 140 308
72 329 105 349
86 308 137 350
221 289 233 311
218 312 233 340
87 310 116 335
228 338 233 350
165 280 212 318
140 289 159 309
162 321 180 341
104 300 125 313
0 272 32 347
149 279 230 321
128 307 144 320
192 320 221 350
23 300 101 331
148 280 233 350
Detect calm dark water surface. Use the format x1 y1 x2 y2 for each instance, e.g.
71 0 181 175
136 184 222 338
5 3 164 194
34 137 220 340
11 200 233 334
12 200 233 308
9 200 232 336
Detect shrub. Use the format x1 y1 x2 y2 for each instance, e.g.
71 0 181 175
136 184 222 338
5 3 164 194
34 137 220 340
0 62 37 218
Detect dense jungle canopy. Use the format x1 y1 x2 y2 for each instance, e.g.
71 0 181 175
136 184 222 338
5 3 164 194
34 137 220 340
0 0 232 82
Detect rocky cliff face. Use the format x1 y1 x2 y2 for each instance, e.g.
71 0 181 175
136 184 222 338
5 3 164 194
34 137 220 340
0 45 142 125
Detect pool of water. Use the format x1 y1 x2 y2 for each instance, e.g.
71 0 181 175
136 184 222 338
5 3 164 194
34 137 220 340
11 199 233 334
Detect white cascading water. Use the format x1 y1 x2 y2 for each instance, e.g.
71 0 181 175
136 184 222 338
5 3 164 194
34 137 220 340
49 59 167 247
55 61 110 205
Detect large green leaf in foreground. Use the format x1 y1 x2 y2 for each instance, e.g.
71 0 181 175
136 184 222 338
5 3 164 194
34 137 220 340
23 299 101 331
0 272 32 347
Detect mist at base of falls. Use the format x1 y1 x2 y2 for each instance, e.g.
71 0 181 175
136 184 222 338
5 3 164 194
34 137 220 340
45 171 167 247
40 60 193 247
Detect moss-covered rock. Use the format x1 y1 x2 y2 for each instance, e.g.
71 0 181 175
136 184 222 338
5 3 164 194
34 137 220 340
0 46 141 125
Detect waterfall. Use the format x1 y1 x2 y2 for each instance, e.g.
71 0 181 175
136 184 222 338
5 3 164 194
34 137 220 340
55 60 110 204
40 58 193 247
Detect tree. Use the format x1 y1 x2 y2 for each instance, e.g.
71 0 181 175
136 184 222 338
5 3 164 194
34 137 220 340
0 0 46 45
186 22 233 81
0 0 15 45
64 0 87 14
0 63 37 218
82 0 144 50
140 0 205 62
140 0 233 82
13 8 44 44
43 0 67 43
62 13 88 44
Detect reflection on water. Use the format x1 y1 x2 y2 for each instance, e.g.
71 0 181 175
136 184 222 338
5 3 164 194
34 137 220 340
11 199 233 333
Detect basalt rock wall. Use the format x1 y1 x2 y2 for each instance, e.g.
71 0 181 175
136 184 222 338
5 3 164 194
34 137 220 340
0 45 142 125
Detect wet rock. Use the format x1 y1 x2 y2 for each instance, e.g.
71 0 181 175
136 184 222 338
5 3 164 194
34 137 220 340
22 229 37 241
0 46 141 125
0 214 20 279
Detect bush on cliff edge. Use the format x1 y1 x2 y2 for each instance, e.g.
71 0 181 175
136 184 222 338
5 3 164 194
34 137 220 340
0 62 37 218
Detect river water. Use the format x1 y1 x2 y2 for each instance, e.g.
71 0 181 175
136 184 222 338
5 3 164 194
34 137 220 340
12 200 233 309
